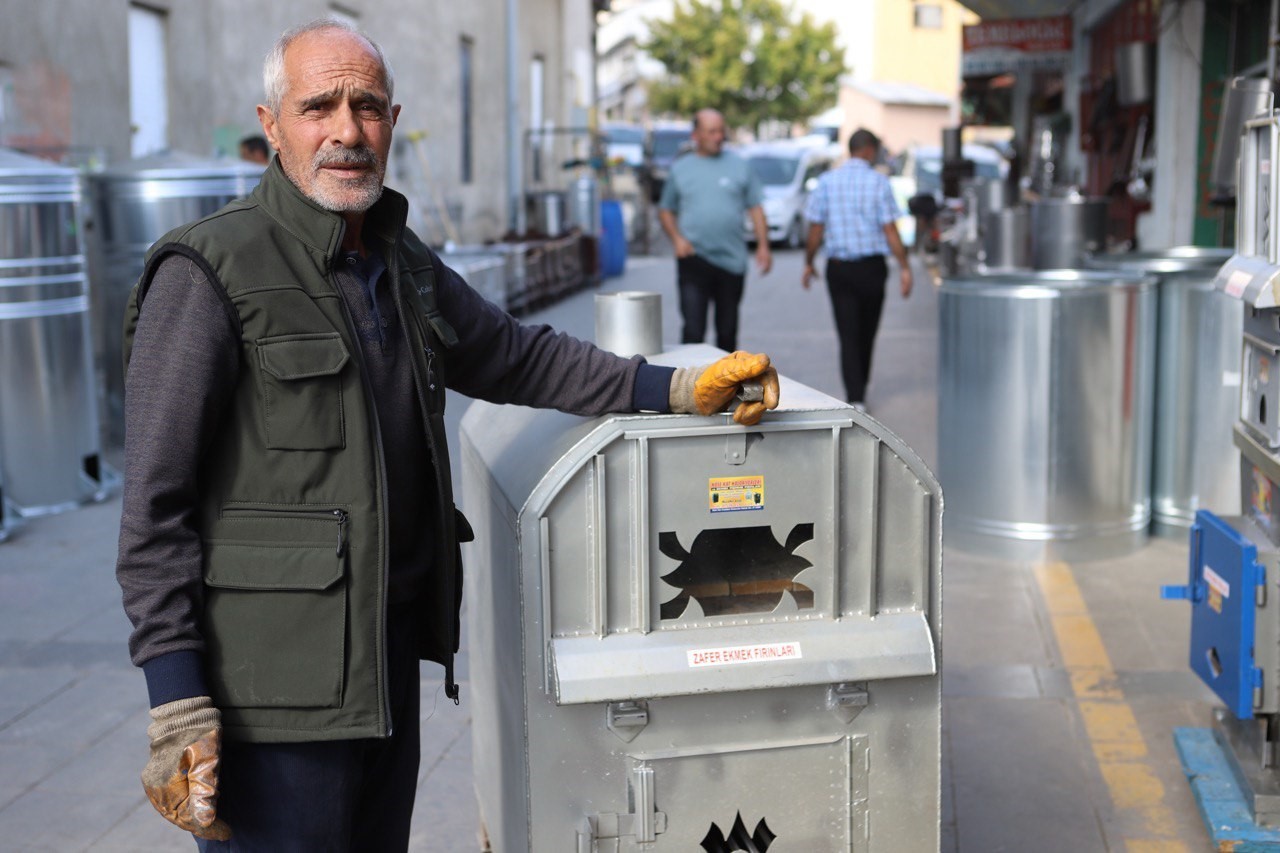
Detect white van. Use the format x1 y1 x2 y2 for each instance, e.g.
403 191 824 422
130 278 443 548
738 140 839 248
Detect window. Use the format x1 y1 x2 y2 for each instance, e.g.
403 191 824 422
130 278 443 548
914 3 943 29
128 4 168 157
460 37 473 184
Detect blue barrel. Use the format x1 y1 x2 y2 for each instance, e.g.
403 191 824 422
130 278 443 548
600 199 626 278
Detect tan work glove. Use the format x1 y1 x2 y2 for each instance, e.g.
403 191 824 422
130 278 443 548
142 696 232 841
670 351 781 426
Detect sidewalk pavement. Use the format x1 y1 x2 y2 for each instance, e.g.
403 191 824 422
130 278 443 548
0 246 1218 851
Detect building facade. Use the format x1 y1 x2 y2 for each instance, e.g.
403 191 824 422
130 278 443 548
0 0 598 244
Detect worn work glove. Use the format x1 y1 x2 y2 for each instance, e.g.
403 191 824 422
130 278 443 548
141 696 232 841
670 351 781 426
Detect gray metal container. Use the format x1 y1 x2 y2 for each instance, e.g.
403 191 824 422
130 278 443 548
594 290 662 356
1087 247 1240 534
1030 196 1108 269
437 249 509 309
567 175 600 234
939 269 1157 560
88 152 262 445
0 148 107 515
982 207 1031 271
1211 77 1274 202
461 344 942 852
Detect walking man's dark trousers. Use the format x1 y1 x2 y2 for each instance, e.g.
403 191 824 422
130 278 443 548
677 254 746 352
825 255 887 405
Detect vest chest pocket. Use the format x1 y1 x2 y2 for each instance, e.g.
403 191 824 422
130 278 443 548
256 333 349 450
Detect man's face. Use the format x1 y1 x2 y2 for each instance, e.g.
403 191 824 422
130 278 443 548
692 114 726 156
257 28 400 213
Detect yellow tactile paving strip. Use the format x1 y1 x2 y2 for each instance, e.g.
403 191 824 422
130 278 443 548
1034 561 1191 852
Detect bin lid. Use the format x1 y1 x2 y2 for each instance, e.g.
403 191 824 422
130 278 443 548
1214 253 1280 308
0 147 78 177
1086 246 1234 275
941 268 1156 296
95 150 265 181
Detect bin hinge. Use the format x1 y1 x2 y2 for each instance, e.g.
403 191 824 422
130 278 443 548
606 700 649 743
725 430 748 465
577 766 667 851
828 682 869 724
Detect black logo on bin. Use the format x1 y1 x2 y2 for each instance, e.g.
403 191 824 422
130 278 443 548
701 812 776 852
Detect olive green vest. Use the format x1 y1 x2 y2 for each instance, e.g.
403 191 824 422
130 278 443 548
122 161 467 743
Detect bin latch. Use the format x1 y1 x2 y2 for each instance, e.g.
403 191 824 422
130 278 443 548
828 682 869 724
578 765 667 850
606 700 649 743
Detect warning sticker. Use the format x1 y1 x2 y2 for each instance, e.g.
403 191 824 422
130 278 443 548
687 642 802 667
709 475 764 512
1204 565 1230 614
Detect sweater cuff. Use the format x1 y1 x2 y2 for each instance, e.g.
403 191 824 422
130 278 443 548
632 364 676 413
142 650 208 709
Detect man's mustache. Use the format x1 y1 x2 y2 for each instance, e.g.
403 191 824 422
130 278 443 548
313 147 377 169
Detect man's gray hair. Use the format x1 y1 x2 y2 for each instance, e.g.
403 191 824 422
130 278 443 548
262 18 395 113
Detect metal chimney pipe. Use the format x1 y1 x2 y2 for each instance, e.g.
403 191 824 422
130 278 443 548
594 291 663 357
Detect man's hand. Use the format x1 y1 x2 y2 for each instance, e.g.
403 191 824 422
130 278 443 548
755 243 773 275
899 265 913 299
672 234 695 258
669 351 781 426
802 262 819 291
141 697 232 841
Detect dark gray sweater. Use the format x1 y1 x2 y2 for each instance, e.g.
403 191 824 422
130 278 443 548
118 250 674 706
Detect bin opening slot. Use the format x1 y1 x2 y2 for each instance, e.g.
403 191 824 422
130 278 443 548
658 524 815 620
701 812 776 852
83 454 100 485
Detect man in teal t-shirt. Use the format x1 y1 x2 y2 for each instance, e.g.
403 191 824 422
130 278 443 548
658 109 772 352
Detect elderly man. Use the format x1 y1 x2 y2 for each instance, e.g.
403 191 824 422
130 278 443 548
117 18 778 850
657 108 772 353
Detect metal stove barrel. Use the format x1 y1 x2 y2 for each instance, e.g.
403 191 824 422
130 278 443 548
939 268 1157 560
1087 247 1239 535
0 147 105 515
89 152 262 446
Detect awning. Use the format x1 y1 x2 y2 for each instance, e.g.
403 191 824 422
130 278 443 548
955 0 1077 18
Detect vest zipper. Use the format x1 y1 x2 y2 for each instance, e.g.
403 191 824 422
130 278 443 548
220 507 348 556
332 261 396 739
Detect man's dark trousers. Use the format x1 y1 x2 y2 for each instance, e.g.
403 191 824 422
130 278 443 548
196 606 422 852
677 254 745 352
825 255 888 404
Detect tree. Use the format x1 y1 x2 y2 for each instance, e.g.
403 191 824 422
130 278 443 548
641 0 846 134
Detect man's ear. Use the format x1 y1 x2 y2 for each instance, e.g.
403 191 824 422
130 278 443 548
391 104 401 127
256 105 280 151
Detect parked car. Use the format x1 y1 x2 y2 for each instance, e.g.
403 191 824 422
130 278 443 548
646 121 692 202
738 139 839 249
889 144 1008 247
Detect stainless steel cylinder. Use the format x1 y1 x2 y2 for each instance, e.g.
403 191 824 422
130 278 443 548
1030 197 1109 269
88 152 262 446
0 148 106 515
567 176 599 234
595 291 662 356
1086 248 1239 535
939 269 1157 561
982 208 1030 271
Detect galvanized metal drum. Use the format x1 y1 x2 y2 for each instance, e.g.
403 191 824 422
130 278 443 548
1087 248 1239 535
0 148 106 515
1029 197 1108 269
89 152 262 445
939 269 1157 560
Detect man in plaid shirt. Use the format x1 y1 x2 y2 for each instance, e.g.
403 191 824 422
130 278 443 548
802 128 912 408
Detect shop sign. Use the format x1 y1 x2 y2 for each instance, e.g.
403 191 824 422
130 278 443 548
963 16 1073 76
